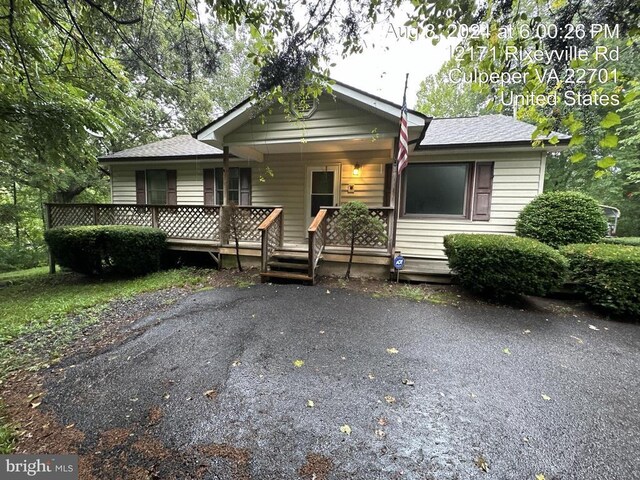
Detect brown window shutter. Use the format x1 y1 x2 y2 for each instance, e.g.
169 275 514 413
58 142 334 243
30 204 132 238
472 162 494 221
135 171 146 204
239 168 251 205
383 163 392 207
203 169 215 205
166 170 177 205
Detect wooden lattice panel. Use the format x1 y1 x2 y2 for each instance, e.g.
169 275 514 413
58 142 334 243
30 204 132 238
324 208 390 248
157 206 220 241
49 205 94 228
267 214 282 253
235 207 274 242
96 206 152 227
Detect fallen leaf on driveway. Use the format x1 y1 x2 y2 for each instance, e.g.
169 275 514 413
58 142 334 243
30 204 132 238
384 395 396 404
536 474 546 480
375 429 386 438
326 290 331 294
204 389 217 399
474 455 489 472
402 379 415 387
293 359 305 367
502 348 512 355
368 373 375 380
523 330 531 334
570 336 583 344
469 392 477 399
340 424 351 435
589 325 600 331
30 399 41 409
541 393 551 401
232 360 242 367
307 400 315 408
386 347 399 354
378 418 387 426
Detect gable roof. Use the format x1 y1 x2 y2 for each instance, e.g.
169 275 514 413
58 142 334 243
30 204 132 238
99 135 223 162
194 80 430 145
420 115 571 149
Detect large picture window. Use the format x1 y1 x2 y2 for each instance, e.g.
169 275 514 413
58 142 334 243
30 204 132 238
403 163 471 217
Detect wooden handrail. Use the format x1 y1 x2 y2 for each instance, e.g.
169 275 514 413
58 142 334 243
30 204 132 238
258 207 283 231
308 209 327 233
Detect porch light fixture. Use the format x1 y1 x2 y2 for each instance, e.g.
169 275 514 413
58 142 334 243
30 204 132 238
353 164 361 176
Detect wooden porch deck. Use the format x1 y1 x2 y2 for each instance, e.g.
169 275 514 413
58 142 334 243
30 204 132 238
44 203 403 284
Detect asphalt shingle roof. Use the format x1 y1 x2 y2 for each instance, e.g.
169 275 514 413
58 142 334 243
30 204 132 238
100 135 223 160
420 114 570 147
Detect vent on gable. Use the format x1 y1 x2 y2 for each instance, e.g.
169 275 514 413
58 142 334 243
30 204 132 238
290 97 318 120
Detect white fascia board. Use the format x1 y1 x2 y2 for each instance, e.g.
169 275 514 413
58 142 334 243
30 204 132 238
331 83 424 128
196 101 255 142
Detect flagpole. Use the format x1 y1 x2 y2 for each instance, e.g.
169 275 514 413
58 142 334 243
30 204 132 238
391 73 409 267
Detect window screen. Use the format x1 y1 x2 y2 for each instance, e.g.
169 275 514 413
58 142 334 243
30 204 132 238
146 170 167 205
404 163 469 216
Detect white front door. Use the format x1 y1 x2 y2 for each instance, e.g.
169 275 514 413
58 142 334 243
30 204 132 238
305 165 341 232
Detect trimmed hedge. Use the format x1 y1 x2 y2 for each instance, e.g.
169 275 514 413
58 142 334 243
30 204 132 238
516 191 608 248
45 226 167 276
601 237 640 247
561 243 640 318
444 234 568 297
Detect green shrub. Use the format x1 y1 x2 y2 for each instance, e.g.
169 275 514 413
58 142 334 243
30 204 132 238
45 226 166 276
516 191 608 248
443 234 568 297
561 243 640 318
601 237 640 247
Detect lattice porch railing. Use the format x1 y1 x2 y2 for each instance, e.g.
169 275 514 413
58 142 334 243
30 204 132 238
323 206 393 250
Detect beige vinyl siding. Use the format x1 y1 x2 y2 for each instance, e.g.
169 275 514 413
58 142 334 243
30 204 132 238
396 152 546 259
110 161 229 205
224 94 398 145
251 150 391 243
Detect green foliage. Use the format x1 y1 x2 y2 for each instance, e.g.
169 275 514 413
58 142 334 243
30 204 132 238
0 244 46 272
335 201 386 279
561 243 640 318
516 192 608 248
415 58 494 117
443 234 568 297
45 226 166 276
601 237 640 247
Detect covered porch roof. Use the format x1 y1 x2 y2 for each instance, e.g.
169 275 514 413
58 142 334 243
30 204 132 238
194 80 430 161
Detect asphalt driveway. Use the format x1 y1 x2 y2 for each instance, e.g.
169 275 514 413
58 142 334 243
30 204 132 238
44 284 640 479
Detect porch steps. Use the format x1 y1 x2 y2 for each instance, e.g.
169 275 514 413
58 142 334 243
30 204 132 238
260 271 314 283
261 249 314 284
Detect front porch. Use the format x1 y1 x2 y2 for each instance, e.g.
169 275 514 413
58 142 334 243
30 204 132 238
44 203 394 284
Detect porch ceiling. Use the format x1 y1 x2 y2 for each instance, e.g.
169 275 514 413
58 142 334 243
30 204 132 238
204 137 395 161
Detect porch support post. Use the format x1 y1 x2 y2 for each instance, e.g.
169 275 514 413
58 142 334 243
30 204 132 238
44 203 56 274
221 146 230 244
388 140 399 256
223 146 230 206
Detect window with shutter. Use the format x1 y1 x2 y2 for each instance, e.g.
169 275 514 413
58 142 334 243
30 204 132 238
135 171 146 204
472 162 494 221
212 167 251 205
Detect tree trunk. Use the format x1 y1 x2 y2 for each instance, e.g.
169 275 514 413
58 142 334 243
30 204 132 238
12 181 19 247
345 231 355 279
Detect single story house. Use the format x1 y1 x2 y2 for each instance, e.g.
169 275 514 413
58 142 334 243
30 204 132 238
46 81 569 282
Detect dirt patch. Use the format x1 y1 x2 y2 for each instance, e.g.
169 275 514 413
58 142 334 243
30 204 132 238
0 371 84 454
97 428 133 451
298 453 334 480
200 443 251 480
147 406 163 426
131 435 171 460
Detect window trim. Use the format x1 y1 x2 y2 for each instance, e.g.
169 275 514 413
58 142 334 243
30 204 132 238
400 162 475 219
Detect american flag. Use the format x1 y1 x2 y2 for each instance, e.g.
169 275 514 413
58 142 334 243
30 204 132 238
397 103 409 174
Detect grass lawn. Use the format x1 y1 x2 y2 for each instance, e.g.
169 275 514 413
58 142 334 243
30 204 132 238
0 267 209 344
